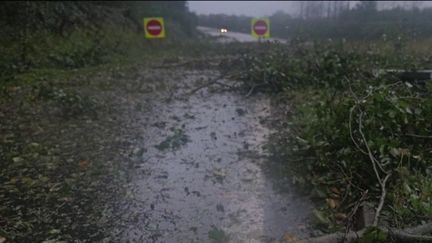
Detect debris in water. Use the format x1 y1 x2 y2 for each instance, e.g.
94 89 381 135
210 131 217 140
208 226 229 243
216 204 225 212
155 128 190 151
235 108 247 116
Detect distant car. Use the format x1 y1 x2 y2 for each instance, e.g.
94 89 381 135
219 28 228 33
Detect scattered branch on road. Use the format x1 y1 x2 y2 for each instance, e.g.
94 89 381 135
185 73 237 96
186 74 224 95
302 222 432 243
245 83 267 97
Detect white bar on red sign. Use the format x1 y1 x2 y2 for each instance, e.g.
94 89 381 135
148 26 161 30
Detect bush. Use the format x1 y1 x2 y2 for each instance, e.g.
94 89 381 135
235 41 432 231
32 81 98 118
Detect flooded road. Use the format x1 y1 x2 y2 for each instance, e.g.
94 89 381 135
117 67 311 242
197 26 287 43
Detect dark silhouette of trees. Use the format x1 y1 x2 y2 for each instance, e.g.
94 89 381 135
197 1 432 40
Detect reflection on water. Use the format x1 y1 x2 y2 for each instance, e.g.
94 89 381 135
119 69 311 242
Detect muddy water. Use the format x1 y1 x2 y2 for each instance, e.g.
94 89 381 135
197 26 287 43
119 69 311 242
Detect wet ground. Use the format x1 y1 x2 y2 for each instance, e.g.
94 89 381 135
116 67 312 242
197 26 287 43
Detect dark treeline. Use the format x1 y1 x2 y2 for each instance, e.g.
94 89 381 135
0 1 197 40
198 1 432 40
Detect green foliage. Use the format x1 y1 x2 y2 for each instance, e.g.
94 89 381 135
208 226 229 243
283 81 432 226
236 41 432 231
0 2 198 83
234 41 380 92
34 83 98 118
361 227 388 243
390 172 432 226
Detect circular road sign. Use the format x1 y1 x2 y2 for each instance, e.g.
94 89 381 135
253 20 268 36
146 19 163 36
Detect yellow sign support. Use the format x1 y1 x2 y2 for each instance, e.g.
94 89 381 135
144 17 165 38
251 17 270 38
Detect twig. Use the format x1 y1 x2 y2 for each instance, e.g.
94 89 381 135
357 109 392 226
345 190 369 238
373 173 391 226
245 83 266 97
404 133 432 139
358 110 383 185
214 80 237 89
348 78 392 226
346 86 387 174
302 222 432 243
246 84 258 97
388 227 432 242
186 73 225 96
349 105 368 155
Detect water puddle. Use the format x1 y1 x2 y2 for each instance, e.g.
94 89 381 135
119 69 311 242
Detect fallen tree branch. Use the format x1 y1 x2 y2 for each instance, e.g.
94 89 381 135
373 173 391 226
406 223 432 235
349 105 368 155
357 109 391 226
389 228 432 242
404 133 432 139
347 80 392 228
245 83 267 97
214 80 237 89
246 84 259 97
186 73 226 96
301 222 432 243
302 229 365 243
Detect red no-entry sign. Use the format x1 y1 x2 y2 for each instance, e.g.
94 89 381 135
253 20 268 35
144 17 165 38
251 18 270 38
147 20 162 35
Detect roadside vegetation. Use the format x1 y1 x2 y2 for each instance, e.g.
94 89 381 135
228 38 432 241
0 1 203 242
2 1 432 242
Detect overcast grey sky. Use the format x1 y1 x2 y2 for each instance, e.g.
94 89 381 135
188 1 297 17
188 1 432 17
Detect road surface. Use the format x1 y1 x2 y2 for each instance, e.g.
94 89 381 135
115 47 310 243
198 26 287 43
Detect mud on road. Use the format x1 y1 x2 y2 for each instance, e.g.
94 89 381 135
113 61 312 243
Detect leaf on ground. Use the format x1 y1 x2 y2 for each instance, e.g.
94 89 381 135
208 226 229 243
335 213 347 221
326 198 338 209
313 209 330 225
155 129 190 151
282 232 298 243
79 160 90 169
